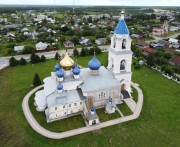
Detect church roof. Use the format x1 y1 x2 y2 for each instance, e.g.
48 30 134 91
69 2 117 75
114 18 129 35
80 66 121 92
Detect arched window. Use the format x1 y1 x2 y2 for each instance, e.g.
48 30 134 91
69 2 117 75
120 60 126 70
122 39 126 49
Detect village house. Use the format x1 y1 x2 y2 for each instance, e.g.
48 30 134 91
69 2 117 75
131 34 140 39
63 40 74 48
142 47 155 57
36 42 49 51
173 56 180 66
136 41 150 48
95 38 107 45
80 38 92 46
14 46 25 53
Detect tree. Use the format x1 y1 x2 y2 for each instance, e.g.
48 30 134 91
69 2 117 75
73 48 79 57
134 48 142 57
35 55 41 63
146 54 155 66
23 45 35 54
19 57 27 65
80 47 87 57
40 55 46 62
30 52 36 64
30 52 40 64
164 52 172 60
9 57 19 67
33 72 41 87
160 15 167 22
71 36 79 45
89 46 102 55
55 52 60 60
165 66 174 76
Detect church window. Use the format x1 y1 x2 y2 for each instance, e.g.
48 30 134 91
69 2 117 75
104 93 106 98
55 107 57 110
80 102 82 105
99 94 101 99
69 104 71 107
74 103 77 106
64 112 66 115
122 39 126 49
63 105 65 109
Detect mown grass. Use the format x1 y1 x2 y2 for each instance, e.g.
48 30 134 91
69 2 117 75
96 108 121 122
131 86 138 103
0 53 180 147
29 94 85 132
117 103 133 116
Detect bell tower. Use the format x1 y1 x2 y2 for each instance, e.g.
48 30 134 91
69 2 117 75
108 10 133 92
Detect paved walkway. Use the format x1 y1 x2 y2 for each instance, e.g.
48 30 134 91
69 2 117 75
124 98 136 112
22 82 143 139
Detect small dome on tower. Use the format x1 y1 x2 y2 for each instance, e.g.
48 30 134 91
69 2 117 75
56 68 64 78
73 65 80 75
57 83 63 90
88 56 101 70
91 107 95 112
54 63 60 71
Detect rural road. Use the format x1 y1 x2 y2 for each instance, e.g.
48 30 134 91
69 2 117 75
22 82 143 139
0 45 110 70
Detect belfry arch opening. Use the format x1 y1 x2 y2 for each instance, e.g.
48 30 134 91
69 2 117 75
122 39 126 49
120 59 126 70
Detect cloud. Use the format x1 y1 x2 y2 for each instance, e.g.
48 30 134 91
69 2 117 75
0 0 179 6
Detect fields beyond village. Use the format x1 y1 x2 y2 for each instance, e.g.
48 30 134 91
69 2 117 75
0 52 180 147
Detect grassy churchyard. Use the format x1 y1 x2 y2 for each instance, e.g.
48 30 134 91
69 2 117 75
0 52 180 146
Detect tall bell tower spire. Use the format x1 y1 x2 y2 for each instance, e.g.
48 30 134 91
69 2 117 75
108 10 133 92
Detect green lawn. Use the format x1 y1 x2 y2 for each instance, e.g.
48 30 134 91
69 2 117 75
131 86 138 103
117 103 133 116
96 108 121 122
29 95 85 132
0 54 180 146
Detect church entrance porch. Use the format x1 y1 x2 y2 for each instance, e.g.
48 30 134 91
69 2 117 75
92 120 96 125
121 84 130 99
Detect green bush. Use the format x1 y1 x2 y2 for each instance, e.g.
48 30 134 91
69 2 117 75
55 52 60 60
19 58 27 65
40 55 46 62
33 72 41 87
9 57 19 67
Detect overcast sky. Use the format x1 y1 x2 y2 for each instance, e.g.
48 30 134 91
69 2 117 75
0 0 180 6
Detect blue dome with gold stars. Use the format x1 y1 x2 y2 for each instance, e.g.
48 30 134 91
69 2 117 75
88 56 101 70
57 83 63 90
56 68 64 78
73 65 80 75
54 63 61 71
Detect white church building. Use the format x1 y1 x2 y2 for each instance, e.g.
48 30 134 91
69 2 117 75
34 11 133 125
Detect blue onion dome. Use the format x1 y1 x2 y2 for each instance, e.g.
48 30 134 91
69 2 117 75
56 68 64 78
88 56 101 70
72 63 76 69
54 63 61 71
91 107 95 112
73 65 80 75
57 83 63 90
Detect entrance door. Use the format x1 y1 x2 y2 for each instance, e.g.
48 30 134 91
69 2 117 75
92 120 96 125
121 84 125 91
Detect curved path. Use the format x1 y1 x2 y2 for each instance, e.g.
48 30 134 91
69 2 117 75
22 82 143 139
